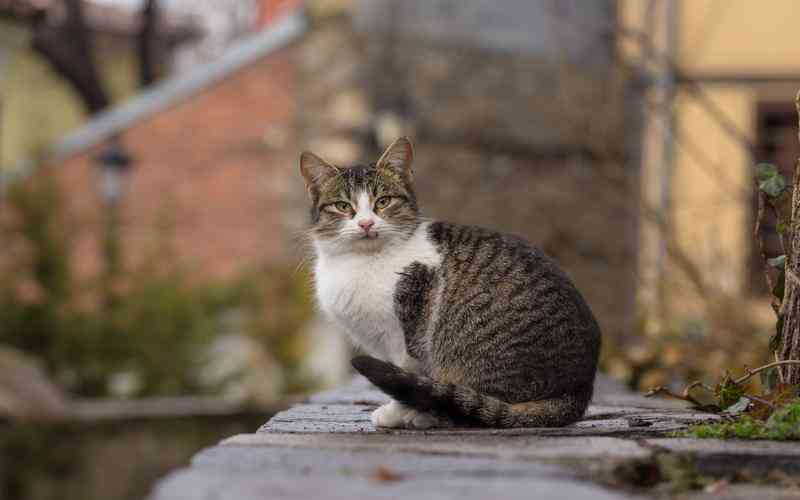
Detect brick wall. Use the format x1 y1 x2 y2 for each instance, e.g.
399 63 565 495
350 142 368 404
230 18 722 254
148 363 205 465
257 0 304 28
46 49 299 283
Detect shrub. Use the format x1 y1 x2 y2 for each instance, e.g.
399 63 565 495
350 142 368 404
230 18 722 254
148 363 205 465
0 174 312 398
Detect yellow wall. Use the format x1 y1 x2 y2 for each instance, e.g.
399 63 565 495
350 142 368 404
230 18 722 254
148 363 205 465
1 45 137 169
677 0 800 75
620 0 800 317
670 86 753 296
620 0 800 74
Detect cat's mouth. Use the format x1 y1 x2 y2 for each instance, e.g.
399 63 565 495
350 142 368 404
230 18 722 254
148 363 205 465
361 231 379 239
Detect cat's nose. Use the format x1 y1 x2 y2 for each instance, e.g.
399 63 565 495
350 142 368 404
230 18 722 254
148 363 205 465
358 219 375 232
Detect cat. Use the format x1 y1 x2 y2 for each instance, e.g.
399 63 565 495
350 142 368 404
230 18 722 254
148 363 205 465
300 137 601 429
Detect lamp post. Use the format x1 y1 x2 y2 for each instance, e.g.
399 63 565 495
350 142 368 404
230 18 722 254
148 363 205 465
94 141 132 305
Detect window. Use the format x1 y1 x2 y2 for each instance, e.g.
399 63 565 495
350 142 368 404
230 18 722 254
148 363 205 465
750 102 800 294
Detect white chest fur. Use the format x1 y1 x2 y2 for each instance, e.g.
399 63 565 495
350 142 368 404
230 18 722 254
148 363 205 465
313 222 441 365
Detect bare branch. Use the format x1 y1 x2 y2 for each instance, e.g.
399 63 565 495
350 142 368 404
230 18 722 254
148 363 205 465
732 359 800 386
139 0 159 87
644 386 704 407
742 393 775 410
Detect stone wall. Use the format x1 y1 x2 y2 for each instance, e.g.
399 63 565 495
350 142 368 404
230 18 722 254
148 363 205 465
293 16 640 342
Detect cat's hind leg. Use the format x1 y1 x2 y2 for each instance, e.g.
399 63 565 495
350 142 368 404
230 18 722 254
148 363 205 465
371 400 451 429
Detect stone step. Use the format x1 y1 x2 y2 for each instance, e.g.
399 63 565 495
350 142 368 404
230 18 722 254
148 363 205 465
148 376 800 500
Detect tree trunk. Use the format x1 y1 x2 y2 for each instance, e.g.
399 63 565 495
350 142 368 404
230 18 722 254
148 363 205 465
30 0 110 114
777 91 800 384
138 0 159 87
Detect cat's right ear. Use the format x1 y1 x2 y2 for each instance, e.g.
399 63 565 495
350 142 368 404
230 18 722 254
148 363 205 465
300 151 339 195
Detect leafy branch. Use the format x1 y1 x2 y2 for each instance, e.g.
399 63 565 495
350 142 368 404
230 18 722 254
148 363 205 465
646 360 800 413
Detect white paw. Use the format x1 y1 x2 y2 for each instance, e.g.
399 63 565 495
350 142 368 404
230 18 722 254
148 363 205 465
370 401 450 429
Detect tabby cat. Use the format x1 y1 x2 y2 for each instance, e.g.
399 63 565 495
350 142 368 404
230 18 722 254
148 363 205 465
300 137 601 429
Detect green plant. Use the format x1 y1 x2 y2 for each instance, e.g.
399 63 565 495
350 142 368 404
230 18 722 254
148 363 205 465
0 174 313 398
242 267 315 392
764 400 800 439
643 157 800 436
684 400 800 440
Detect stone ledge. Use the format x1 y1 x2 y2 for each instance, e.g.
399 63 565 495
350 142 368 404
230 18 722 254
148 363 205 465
259 375 715 438
224 433 653 461
148 376 800 500
258 402 718 437
152 443 627 500
647 438 800 476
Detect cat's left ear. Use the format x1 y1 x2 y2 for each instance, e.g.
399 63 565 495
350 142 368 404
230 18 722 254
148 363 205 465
376 137 414 180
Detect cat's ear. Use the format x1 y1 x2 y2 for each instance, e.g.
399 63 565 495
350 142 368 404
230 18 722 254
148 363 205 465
376 137 414 180
300 151 339 194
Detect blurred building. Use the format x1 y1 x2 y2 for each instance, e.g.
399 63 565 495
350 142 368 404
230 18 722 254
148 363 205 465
14 1 800 378
0 0 302 170
297 0 639 343
0 11 302 280
620 0 800 320
169 0 301 70
2 0 799 393
0 0 200 168
1 1 642 359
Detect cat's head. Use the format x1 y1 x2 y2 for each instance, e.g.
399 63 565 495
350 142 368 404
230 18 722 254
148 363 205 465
299 137 419 254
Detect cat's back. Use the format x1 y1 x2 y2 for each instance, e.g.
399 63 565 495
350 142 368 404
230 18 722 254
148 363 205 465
425 220 601 401
427 220 569 288
426 219 599 336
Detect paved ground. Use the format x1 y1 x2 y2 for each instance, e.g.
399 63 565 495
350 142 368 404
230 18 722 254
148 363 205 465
149 377 800 500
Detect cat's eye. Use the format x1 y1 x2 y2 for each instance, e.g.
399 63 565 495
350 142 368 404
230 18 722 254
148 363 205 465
374 196 392 210
333 201 352 213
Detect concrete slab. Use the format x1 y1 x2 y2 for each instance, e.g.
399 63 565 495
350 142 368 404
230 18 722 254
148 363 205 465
647 438 800 476
679 484 800 500
151 445 636 500
147 376 800 500
224 433 653 461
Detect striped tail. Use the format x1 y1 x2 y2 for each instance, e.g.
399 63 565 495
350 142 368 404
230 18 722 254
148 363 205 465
351 355 590 428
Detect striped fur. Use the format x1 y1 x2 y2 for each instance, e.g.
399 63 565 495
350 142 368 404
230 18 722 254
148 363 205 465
352 355 592 427
302 138 601 428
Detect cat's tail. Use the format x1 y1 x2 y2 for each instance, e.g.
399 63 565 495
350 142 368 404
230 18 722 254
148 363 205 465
351 355 589 428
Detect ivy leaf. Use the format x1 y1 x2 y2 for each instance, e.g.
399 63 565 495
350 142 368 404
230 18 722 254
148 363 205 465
768 255 787 270
756 163 787 197
761 176 787 197
777 221 787 234
756 163 779 181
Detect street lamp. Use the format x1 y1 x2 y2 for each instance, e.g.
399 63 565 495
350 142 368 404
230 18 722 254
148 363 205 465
95 142 132 205
94 141 133 305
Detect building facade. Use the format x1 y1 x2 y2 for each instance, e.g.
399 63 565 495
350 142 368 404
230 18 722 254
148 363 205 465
620 0 800 322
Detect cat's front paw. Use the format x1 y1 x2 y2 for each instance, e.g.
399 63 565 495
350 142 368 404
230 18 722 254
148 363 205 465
370 401 450 429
